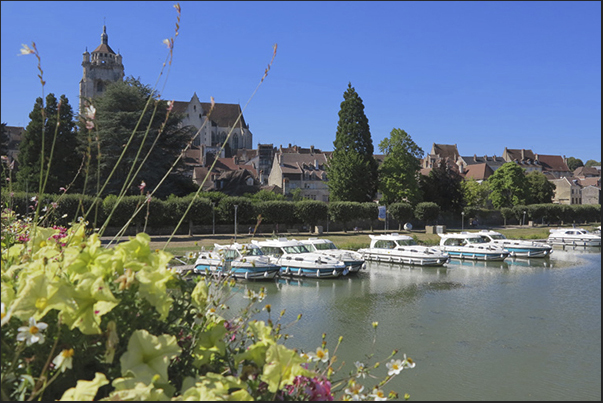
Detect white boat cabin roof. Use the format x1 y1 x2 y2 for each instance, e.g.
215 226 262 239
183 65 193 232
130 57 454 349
213 243 260 251
438 232 483 240
251 238 304 248
477 230 504 237
368 233 413 241
300 238 335 245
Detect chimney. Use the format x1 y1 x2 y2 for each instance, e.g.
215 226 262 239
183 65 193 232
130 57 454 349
521 149 525 160
473 154 477 162
310 145 314 155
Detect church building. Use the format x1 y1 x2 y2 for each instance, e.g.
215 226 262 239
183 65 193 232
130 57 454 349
79 25 125 112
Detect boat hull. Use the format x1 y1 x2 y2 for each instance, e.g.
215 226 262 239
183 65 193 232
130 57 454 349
359 250 448 266
278 265 344 279
440 248 509 261
547 237 601 247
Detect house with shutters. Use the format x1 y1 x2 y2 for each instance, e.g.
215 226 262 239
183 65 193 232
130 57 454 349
267 150 330 202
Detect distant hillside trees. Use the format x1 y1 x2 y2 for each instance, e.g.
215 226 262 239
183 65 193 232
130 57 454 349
378 128 423 205
566 156 584 171
327 83 378 202
16 94 80 193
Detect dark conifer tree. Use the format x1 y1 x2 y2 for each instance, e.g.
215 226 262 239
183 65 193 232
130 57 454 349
326 83 378 202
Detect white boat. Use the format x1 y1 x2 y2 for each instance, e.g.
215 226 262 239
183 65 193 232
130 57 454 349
357 233 449 266
438 232 510 261
547 228 601 247
476 230 553 258
251 238 346 278
299 237 366 273
193 243 280 280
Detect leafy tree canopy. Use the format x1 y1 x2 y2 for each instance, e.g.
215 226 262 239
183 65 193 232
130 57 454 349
377 128 423 205
566 156 584 171
79 76 194 198
461 178 490 208
418 159 463 213
585 159 601 168
487 162 529 209
525 171 555 204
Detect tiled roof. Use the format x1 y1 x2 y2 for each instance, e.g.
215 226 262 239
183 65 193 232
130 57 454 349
535 154 570 173
432 143 459 160
504 148 536 161
278 153 329 175
92 43 116 54
574 166 600 178
201 103 247 128
577 177 600 187
462 163 493 181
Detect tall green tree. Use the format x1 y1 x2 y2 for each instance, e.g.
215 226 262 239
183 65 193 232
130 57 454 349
79 77 194 198
525 171 555 204
566 157 584 171
418 159 463 212
0 123 9 157
461 178 490 208
17 94 79 193
326 83 378 202
585 159 601 168
377 128 423 205
487 162 529 209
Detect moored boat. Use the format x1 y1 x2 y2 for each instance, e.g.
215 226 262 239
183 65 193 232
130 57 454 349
438 232 510 261
476 230 553 258
193 243 280 280
357 233 449 266
547 228 601 247
251 238 346 278
299 237 366 273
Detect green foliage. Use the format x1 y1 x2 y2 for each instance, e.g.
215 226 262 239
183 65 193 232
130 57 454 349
487 162 529 209
0 123 9 157
16 94 79 194
359 202 379 223
217 196 254 225
461 178 490 208
584 159 601 168
79 77 194 198
294 200 328 229
418 160 463 212
500 207 514 225
248 189 285 202
328 201 363 231
377 128 423 205
565 156 584 171
512 205 529 224
327 83 378 202
253 200 295 228
388 202 414 223
414 202 440 225
525 171 555 204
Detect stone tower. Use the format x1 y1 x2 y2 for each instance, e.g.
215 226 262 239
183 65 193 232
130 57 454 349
79 25 124 112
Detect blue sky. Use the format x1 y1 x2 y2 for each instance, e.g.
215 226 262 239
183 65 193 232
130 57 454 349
1 1 601 163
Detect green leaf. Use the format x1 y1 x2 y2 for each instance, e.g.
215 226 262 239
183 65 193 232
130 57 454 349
261 344 312 393
59 372 108 401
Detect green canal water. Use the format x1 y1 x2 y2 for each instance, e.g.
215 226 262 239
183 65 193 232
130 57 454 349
229 246 601 401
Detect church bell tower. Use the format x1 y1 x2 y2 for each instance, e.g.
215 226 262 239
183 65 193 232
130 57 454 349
79 25 124 112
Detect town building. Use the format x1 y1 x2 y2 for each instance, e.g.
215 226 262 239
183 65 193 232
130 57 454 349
549 177 582 205
79 25 125 112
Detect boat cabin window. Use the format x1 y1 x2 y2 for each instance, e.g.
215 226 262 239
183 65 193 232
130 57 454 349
444 238 463 246
466 237 487 244
374 240 396 249
261 247 282 257
223 249 239 260
241 247 263 256
314 242 337 250
283 245 310 254
396 239 417 246
488 234 506 240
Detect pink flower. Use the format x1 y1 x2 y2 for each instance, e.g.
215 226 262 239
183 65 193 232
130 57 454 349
138 181 146 192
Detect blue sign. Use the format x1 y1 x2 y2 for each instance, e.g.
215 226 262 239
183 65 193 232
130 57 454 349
378 206 386 221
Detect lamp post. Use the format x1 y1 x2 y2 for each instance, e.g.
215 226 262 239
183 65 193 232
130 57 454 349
461 211 465 231
212 203 215 235
234 205 239 241
522 211 526 226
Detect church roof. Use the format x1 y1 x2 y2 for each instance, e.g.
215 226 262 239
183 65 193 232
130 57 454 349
92 43 116 54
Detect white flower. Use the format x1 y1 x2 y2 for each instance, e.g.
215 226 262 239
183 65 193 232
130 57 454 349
370 388 388 401
401 354 416 369
386 358 404 376
354 361 366 378
344 381 365 401
243 289 265 302
17 317 48 345
307 347 329 363
19 44 35 55
52 348 74 372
